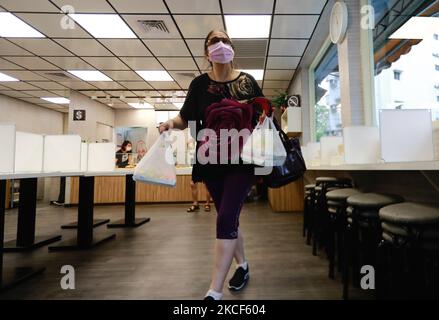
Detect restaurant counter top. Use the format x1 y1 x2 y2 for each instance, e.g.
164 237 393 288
307 161 439 171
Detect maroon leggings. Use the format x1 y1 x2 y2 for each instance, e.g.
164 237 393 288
204 172 255 239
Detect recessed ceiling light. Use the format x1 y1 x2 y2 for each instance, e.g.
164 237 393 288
173 102 184 109
390 17 439 40
0 72 20 82
0 12 45 38
129 101 154 109
239 69 264 81
68 14 136 38
135 70 174 82
225 15 271 38
68 70 113 81
41 97 70 104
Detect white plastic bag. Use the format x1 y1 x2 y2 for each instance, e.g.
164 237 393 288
241 117 287 166
133 132 176 187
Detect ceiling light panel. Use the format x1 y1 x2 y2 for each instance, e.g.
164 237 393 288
68 70 113 81
136 70 173 81
0 72 20 82
0 12 45 38
225 15 271 38
41 97 70 104
69 14 137 38
239 69 264 81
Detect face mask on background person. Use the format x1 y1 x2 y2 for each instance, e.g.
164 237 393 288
126 146 132 152
208 41 234 64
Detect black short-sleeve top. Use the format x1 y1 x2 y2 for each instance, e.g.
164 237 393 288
179 71 264 182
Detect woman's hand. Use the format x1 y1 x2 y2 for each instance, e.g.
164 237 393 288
158 119 174 133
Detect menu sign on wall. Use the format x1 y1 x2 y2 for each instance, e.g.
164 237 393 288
73 109 86 121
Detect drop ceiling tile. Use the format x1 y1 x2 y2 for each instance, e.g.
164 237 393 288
108 0 168 13
174 15 224 38
0 84 10 90
275 0 327 14
9 39 73 56
79 90 107 97
1 82 40 90
27 81 68 90
44 56 95 70
0 0 58 12
158 57 197 70
21 90 56 98
15 13 91 38
100 39 152 56
83 57 129 71
234 57 265 69
4 57 59 70
148 81 181 90
186 39 206 57
271 15 320 38
120 57 162 70
263 80 290 89
102 71 143 81
269 39 309 56
222 0 274 13
169 70 200 88
0 90 32 98
264 69 295 80
266 57 300 69
58 81 98 90
90 82 125 90
0 58 24 70
118 81 152 90
0 39 33 56
122 15 181 39
166 0 220 13
194 57 211 71
54 39 113 56
1 70 47 81
51 0 116 13
143 39 190 56
49 90 70 97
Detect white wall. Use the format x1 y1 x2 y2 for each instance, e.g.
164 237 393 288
115 109 160 148
0 94 63 134
68 90 115 142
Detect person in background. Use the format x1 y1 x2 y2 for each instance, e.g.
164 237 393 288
136 140 147 162
187 181 212 212
115 140 132 168
159 29 268 300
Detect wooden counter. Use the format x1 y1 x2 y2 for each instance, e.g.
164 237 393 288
267 178 304 212
68 174 209 204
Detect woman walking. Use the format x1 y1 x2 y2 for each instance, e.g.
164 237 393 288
159 30 268 300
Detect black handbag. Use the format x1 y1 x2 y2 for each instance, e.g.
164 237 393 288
263 117 307 188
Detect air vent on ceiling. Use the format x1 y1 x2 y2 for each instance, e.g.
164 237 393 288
176 72 198 78
233 39 268 57
43 71 75 80
138 20 169 34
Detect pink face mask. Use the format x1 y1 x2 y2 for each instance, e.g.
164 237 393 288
208 41 234 64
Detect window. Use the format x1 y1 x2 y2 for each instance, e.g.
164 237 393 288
372 0 439 121
313 43 342 142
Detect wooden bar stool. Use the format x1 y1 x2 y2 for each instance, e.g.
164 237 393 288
378 202 439 299
343 193 403 300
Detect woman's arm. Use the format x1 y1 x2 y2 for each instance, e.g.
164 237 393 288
158 114 188 133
